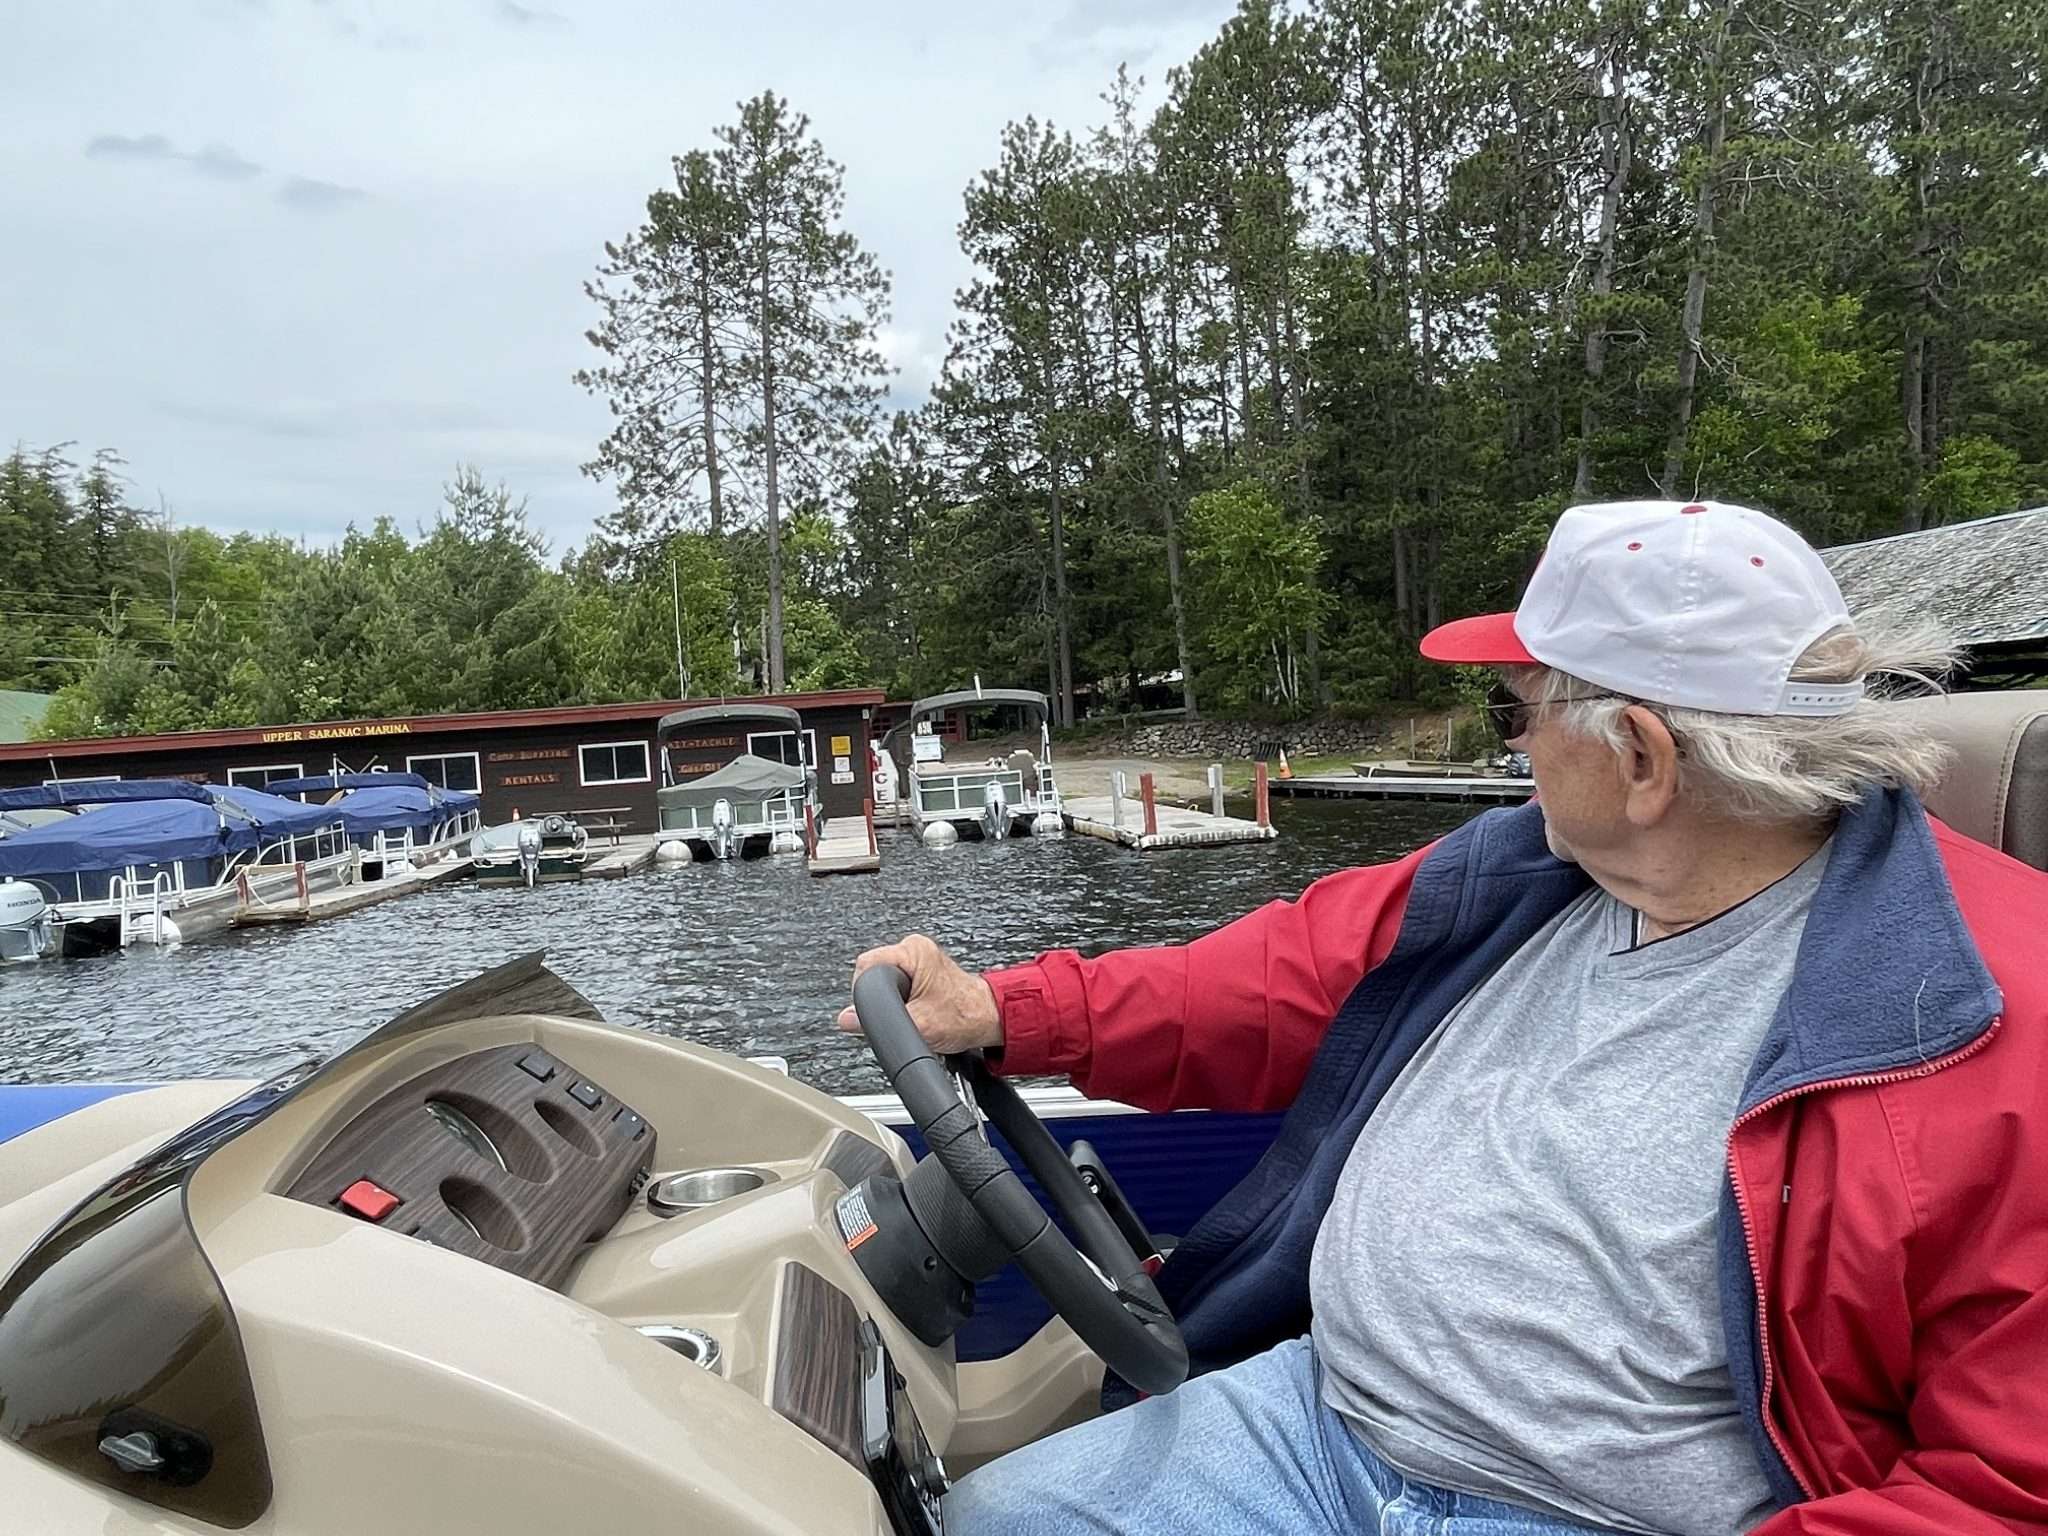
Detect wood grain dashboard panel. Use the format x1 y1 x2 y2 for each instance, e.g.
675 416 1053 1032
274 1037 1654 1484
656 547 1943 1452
285 1042 654 1289
770 1263 866 1468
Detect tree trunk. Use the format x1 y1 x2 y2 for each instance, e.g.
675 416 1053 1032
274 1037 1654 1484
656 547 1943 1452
696 253 725 537
1663 40 1729 492
1047 453 1074 727
1392 522 1411 633
1900 53 1941 533
1576 46 1632 497
1135 295 1198 718
758 232 785 692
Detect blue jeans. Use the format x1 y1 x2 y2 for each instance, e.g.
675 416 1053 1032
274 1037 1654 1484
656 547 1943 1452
945 1338 1613 1536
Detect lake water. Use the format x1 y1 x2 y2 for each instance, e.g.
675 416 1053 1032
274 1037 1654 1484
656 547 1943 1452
0 799 1485 1093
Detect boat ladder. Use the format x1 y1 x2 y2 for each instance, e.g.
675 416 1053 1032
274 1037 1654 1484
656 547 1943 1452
113 872 175 948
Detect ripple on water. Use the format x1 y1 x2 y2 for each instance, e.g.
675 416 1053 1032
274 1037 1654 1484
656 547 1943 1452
0 799 1489 1094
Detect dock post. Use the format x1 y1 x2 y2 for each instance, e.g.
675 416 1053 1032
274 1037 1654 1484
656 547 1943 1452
1255 762 1271 828
235 868 253 915
1208 763 1224 817
1140 772 1159 838
294 861 309 915
1110 771 1126 833
804 804 817 859
865 798 877 857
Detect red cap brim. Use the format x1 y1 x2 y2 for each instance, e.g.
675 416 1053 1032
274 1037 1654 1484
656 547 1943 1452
1418 611 1536 665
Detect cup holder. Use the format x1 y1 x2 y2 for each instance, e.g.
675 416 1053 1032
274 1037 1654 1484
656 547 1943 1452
646 1167 777 1217
637 1324 723 1374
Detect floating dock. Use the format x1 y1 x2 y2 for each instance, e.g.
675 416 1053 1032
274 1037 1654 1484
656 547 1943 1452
1272 772 1533 804
585 834 659 879
231 852 474 928
1060 766 1277 852
1062 797 1277 850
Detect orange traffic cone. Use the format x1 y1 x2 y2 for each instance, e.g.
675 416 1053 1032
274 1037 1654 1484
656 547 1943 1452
1278 747 1293 780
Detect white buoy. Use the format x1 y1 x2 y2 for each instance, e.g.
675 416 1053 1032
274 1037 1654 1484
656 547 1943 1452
654 839 690 863
1031 812 1065 838
921 821 959 848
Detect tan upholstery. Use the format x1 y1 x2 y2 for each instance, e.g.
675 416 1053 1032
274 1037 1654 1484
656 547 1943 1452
1896 690 2048 871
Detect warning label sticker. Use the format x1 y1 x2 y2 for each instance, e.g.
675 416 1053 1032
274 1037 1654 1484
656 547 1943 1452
835 1188 878 1252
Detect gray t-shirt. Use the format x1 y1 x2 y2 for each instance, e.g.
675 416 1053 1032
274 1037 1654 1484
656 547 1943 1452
1310 848 1829 1536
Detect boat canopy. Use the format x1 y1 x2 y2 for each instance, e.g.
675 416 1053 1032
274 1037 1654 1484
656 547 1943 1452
0 778 214 812
657 702 804 737
0 799 235 877
265 771 432 797
907 687 1051 723
656 753 807 812
0 808 74 837
209 784 349 840
325 783 479 837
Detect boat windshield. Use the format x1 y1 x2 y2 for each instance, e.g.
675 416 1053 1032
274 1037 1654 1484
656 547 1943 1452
0 955 598 1528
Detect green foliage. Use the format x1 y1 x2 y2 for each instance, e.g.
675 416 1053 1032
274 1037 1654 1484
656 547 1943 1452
1183 482 1327 710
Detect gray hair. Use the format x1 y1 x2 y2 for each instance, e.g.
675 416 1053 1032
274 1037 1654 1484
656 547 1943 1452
1507 610 1962 823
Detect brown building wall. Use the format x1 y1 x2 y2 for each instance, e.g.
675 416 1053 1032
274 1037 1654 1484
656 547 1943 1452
0 696 879 835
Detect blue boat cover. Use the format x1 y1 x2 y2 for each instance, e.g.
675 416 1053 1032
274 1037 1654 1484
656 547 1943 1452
209 785 347 839
0 779 213 812
326 783 476 837
0 799 235 876
265 772 432 796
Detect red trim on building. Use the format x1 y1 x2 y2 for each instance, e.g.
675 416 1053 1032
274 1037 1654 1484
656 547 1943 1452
0 690 886 764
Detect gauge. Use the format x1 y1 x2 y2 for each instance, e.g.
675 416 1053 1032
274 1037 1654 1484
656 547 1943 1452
423 1100 507 1171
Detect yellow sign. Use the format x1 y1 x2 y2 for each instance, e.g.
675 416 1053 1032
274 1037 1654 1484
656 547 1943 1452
260 721 413 744
830 735 851 756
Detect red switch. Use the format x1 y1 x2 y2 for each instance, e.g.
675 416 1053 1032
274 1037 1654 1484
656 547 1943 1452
338 1179 401 1223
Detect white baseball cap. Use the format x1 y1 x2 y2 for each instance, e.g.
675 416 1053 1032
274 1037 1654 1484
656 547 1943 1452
1420 499 1863 717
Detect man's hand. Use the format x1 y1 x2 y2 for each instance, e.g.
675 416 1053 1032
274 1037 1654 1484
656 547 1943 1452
835 933 1003 1055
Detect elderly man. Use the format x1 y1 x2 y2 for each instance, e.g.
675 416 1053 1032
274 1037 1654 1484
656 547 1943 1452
843 501 2048 1536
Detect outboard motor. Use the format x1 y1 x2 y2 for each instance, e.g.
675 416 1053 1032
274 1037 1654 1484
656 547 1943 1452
982 779 1010 841
515 822 544 888
0 879 55 964
710 797 736 861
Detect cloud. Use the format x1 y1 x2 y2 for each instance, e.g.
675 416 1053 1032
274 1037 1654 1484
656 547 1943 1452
85 132 178 162
277 175 369 211
189 143 265 181
494 0 567 26
85 131 365 211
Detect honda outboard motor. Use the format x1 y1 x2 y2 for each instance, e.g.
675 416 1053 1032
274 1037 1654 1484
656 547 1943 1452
982 779 1010 841
0 880 54 964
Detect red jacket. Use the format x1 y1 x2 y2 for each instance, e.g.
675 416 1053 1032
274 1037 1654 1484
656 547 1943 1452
986 806 2048 1534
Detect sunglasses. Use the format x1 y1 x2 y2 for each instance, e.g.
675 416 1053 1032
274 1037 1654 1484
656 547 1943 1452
1481 680 1673 749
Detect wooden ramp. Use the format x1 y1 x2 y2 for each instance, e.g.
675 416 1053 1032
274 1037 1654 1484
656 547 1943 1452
1062 797 1277 851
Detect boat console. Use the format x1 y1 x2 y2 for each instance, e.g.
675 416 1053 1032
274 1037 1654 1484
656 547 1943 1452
0 955 1176 1534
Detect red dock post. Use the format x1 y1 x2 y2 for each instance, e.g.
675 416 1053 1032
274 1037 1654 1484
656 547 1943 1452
1255 762 1271 828
1140 772 1159 838
865 798 878 857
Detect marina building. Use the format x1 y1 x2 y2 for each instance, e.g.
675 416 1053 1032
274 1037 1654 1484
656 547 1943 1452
0 689 885 835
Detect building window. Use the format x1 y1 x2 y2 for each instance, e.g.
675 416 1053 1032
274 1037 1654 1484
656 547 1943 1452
579 740 650 787
747 729 818 769
406 752 481 793
227 763 303 789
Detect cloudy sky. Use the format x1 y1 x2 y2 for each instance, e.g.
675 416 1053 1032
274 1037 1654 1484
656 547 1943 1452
3 0 1233 553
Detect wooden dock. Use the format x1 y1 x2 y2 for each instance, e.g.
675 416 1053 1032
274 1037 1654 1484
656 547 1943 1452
807 807 881 876
1272 772 1533 804
585 835 658 879
1062 797 1278 850
232 852 474 928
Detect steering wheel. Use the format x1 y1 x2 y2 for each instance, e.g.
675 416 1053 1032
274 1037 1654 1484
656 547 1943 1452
852 964 1188 1397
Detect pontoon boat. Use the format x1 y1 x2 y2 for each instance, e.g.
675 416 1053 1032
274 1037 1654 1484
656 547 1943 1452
890 687 1063 844
655 704 817 860
0 781 353 954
